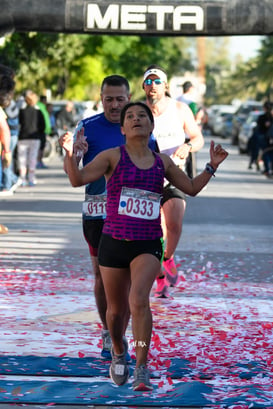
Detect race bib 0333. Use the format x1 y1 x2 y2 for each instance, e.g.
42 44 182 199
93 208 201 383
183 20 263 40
118 187 161 220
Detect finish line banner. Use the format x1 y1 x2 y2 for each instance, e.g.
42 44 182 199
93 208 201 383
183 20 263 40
0 0 273 36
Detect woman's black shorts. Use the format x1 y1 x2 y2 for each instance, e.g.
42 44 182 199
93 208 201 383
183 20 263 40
98 234 164 268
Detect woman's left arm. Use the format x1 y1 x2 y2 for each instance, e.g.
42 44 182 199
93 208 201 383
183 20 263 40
165 140 228 196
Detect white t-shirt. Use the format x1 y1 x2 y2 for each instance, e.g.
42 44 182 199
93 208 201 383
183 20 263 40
153 98 185 157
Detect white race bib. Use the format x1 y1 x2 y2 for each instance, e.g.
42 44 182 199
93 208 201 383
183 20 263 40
82 194 107 217
118 187 161 220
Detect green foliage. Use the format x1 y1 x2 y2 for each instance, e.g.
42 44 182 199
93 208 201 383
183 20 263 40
1 32 272 105
203 37 234 105
215 36 273 104
0 33 87 97
0 32 192 100
88 35 191 99
66 55 105 101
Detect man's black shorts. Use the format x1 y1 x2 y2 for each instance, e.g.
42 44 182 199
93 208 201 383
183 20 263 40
82 218 104 255
161 184 186 206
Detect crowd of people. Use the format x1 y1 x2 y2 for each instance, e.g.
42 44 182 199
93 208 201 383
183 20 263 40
0 71 79 198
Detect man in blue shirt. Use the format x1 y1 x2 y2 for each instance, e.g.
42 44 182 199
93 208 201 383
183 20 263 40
61 75 157 359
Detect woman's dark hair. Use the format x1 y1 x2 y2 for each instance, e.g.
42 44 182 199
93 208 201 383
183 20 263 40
120 102 154 126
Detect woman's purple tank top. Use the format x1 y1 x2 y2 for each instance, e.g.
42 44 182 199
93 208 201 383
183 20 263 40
103 145 165 240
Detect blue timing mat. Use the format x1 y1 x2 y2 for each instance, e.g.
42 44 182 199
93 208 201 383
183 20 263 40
0 378 273 406
0 356 272 406
0 355 268 379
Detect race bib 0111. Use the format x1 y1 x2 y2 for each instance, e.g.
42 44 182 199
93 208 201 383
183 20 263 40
82 194 107 217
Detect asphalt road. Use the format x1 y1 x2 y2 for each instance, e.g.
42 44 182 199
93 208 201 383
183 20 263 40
1 136 272 256
0 135 273 409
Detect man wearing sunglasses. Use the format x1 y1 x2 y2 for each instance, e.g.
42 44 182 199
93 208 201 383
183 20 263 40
143 65 204 298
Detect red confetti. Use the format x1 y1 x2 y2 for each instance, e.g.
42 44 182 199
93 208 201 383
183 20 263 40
167 376 173 385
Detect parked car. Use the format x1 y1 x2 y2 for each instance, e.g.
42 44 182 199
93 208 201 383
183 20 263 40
207 104 236 136
238 110 263 153
220 113 234 139
212 106 237 137
231 100 263 145
207 104 222 133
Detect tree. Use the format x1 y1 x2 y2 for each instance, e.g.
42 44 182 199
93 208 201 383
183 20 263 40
216 36 272 103
202 37 232 105
0 32 192 100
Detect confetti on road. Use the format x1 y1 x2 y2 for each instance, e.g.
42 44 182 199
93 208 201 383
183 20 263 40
0 250 273 406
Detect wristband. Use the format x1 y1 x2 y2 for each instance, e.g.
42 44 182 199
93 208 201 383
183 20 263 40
205 163 216 177
187 142 192 151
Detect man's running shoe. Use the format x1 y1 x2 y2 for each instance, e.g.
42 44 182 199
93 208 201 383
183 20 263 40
101 331 131 362
163 257 179 287
154 276 169 298
110 339 129 386
132 364 153 391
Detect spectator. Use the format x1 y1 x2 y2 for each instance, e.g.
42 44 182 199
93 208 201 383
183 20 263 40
177 81 198 117
247 125 261 171
178 81 205 176
262 103 273 176
56 101 76 132
0 65 16 232
82 101 102 119
47 103 58 136
2 96 21 194
257 101 273 176
17 91 45 186
36 95 51 169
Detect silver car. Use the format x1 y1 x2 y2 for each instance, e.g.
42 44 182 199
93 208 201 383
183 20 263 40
238 110 263 154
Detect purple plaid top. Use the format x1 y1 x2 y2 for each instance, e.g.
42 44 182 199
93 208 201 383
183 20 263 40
103 145 164 240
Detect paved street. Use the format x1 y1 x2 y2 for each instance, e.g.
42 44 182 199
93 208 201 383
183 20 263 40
0 136 273 408
2 136 272 257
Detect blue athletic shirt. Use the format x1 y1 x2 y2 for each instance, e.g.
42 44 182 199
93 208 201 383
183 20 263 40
74 112 158 220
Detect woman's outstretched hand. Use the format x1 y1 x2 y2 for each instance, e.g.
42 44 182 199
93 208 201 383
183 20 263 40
209 140 229 169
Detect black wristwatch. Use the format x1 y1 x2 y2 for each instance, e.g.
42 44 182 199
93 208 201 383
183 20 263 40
205 163 216 177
